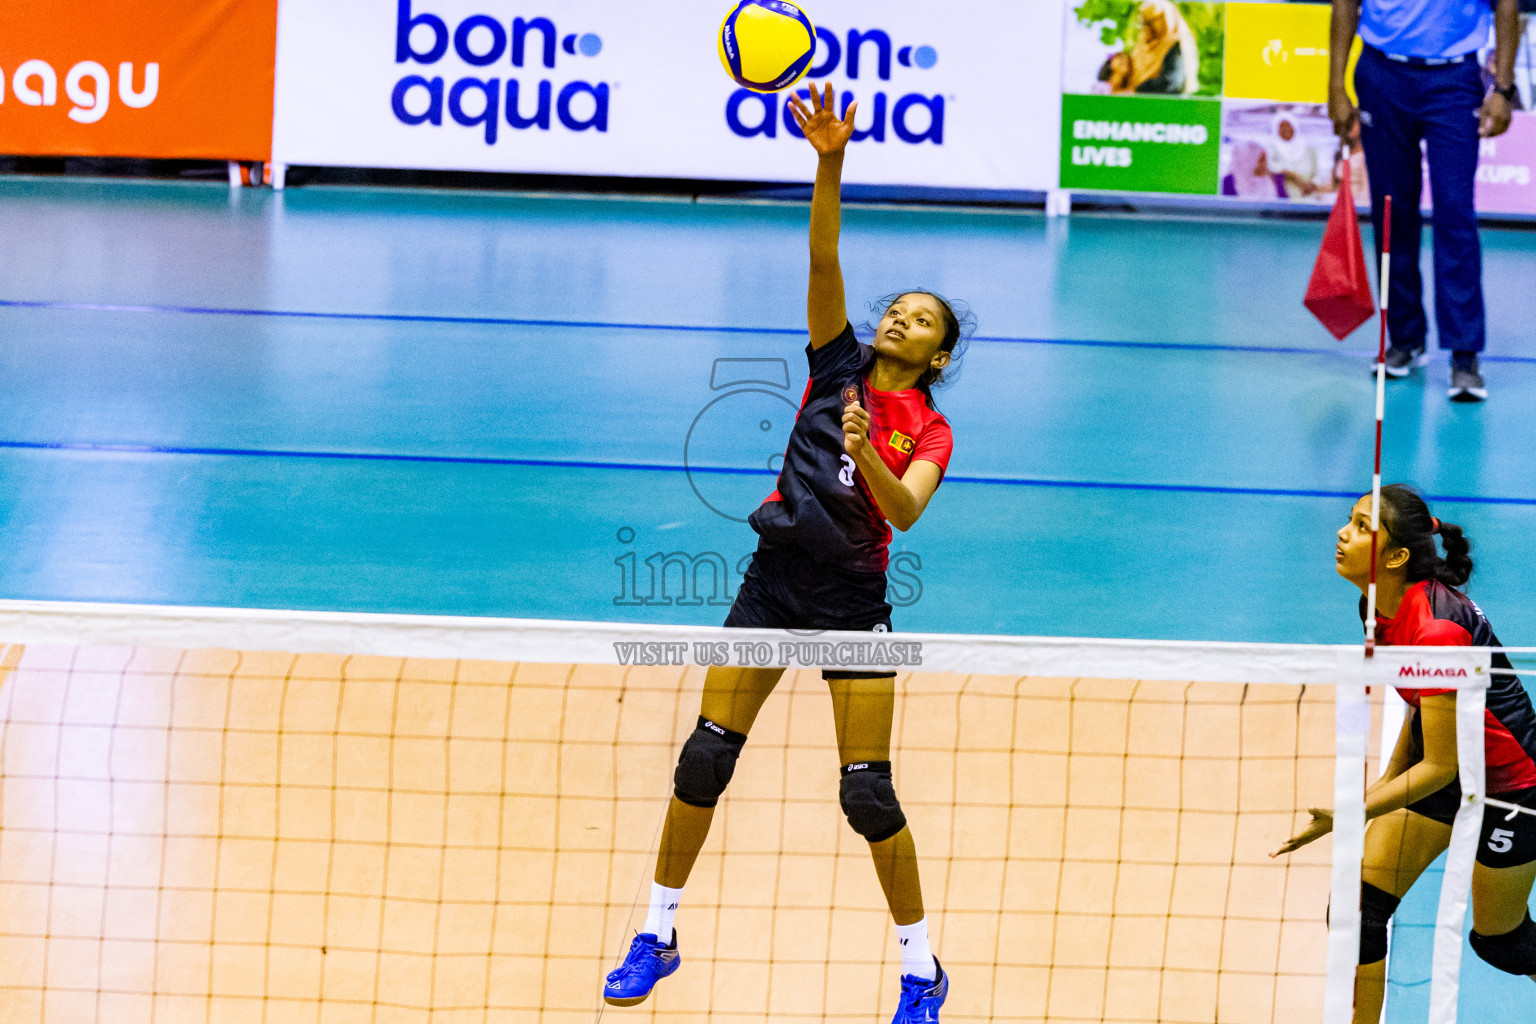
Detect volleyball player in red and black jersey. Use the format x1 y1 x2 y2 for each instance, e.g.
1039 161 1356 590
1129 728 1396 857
603 84 964 1023
1276 485 1536 1020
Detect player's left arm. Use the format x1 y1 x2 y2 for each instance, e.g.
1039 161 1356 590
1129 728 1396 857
1274 698 1460 856
1274 614 1473 856
1356 619 1472 812
842 401 941 531
1375 705 1423 785
1362 694 1461 816
1481 0 1519 138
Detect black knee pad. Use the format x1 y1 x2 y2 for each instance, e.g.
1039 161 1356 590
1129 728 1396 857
1359 882 1401 964
1470 911 1536 976
673 717 747 808
839 761 907 843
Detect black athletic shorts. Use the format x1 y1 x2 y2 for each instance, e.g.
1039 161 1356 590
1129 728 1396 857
1406 784 1536 869
723 543 895 679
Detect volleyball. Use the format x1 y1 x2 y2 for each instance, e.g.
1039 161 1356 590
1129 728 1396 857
717 0 817 93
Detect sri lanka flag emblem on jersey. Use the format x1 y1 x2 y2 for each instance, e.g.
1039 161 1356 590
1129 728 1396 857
888 431 915 454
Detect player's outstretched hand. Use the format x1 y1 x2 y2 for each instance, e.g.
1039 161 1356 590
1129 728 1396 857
789 83 859 157
842 398 870 458
1271 807 1334 857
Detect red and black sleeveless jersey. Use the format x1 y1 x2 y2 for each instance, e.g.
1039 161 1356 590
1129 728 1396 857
747 322 953 573
1364 579 1536 794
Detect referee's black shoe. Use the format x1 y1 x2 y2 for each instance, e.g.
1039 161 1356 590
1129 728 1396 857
1375 343 1428 379
1449 353 1487 403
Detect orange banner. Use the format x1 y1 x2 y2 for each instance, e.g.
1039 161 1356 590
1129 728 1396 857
0 0 277 160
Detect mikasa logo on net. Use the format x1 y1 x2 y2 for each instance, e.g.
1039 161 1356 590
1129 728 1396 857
392 0 610 144
1398 664 1470 679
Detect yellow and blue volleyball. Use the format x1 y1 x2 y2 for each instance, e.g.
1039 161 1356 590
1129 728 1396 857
718 0 816 94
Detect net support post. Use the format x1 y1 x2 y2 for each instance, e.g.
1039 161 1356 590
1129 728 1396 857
1427 663 1490 1024
1324 650 1371 1024
1045 188 1072 217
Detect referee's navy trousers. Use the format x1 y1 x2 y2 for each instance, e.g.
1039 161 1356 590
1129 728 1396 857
1354 44 1486 354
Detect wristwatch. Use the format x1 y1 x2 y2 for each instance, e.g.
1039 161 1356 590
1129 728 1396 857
1495 81 1519 103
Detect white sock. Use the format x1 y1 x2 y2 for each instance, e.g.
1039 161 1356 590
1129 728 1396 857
642 882 683 945
895 918 937 981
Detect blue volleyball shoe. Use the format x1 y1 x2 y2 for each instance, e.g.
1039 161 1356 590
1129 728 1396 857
603 931 680 1007
891 958 948 1023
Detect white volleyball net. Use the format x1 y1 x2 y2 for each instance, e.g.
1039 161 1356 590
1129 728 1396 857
0 601 1523 1023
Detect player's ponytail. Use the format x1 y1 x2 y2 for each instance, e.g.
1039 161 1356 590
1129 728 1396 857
1436 520 1474 588
1378 483 1474 588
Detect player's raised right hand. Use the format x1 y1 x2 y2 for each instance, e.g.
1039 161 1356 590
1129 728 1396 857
788 83 859 157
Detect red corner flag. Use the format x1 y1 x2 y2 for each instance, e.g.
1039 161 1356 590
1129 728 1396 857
1304 160 1376 340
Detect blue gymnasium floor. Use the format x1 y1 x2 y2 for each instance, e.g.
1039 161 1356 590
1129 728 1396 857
1 176 1534 1020
1 178 1534 643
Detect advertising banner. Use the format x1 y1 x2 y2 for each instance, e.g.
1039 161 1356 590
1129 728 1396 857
1474 20 1536 215
0 0 278 161
1219 99 1358 204
1217 3 1363 206
1059 1 1226 191
1061 1 1536 217
1224 1 1350 103
1061 93 1221 192
1061 0 1226 99
1475 113 1536 215
270 0 1064 191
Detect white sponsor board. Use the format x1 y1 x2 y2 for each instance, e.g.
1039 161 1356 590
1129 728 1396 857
271 0 1062 190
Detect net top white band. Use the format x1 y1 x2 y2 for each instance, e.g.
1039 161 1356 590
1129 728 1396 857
0 599 1517 686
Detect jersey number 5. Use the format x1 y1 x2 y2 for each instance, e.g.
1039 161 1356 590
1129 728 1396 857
838 454 856 487
1488 828 1516 854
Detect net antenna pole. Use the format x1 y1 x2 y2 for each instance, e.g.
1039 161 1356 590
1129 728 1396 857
1324 194 1394 1024
1365 196 1392 659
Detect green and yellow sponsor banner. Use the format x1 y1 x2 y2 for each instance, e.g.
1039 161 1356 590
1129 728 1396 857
1224 1 1361 103
1059 94 1222 193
